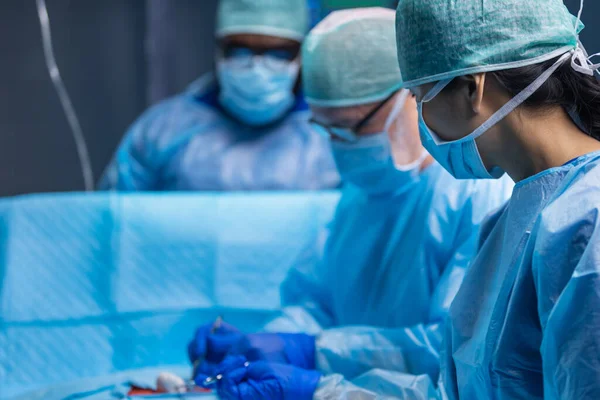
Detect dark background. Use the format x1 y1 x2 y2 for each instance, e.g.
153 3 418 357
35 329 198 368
0 0 597 196
0 0 218 196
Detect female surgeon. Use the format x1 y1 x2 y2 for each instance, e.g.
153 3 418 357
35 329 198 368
394 0 600 398
187 8 513 399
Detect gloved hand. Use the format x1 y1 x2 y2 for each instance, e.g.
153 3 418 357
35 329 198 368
228 332 317 370
215 356 322 400
188 321 243 381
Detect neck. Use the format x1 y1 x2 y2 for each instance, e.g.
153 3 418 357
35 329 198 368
484 108 600 182
420 155 435 171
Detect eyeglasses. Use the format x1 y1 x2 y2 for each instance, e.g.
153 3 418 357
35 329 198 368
309 91 398 142
222 45 300 62
219 46 300 73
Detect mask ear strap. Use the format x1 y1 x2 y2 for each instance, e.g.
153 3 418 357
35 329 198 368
571 40 600 76
571 1 599 76
395 149 429 171
422 78 453 103
458 51 572 144
386 89 429 171
384 89 410 131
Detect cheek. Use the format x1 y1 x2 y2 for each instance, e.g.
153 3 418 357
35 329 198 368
421 100 470 142
394 111 418 138
402 99 419 126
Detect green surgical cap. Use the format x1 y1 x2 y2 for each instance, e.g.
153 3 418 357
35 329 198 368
302 8 402 107
395 0 581 87
216 0 309 41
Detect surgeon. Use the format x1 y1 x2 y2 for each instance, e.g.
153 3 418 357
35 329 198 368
187 8 513 399
99 0 339 191
396 0 600 398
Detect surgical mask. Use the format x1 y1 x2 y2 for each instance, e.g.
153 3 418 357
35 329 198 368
417 46 592 180
332 90 428 196
217 54 300 127
417 81 504 180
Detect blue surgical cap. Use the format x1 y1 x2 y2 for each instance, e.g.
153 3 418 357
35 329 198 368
216 0 310 41
303 7 402 107
395 0 581 87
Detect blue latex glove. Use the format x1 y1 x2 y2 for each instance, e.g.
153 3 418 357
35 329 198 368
228 333 317 370
215 356 322 400
188 321 243 380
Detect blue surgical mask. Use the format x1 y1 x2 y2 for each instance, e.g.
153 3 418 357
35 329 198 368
332 91 428 196
217 54 299 127
417 80 504 180
417 50 576 180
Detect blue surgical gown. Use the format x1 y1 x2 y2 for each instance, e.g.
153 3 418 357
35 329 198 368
440 150 600 400
264 163 514 387
98 74 340 191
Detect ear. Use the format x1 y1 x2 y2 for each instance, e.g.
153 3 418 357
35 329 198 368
467 73 486 114
453 74 486 115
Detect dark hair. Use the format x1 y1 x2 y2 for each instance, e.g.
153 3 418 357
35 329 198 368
492 56 600 140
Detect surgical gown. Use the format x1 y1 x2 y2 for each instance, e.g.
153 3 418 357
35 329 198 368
98 75 340 191
440 150 600 400
264 162 514 385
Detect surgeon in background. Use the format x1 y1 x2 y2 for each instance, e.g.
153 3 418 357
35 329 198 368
99 0 339 191
187 8 513 399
